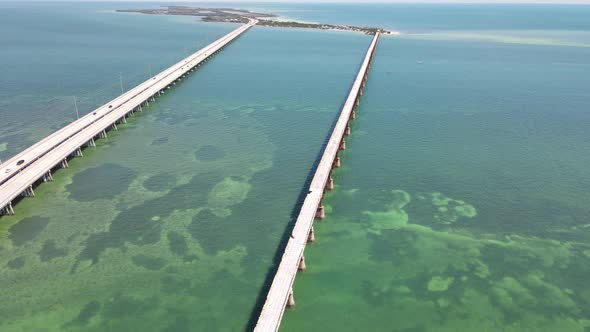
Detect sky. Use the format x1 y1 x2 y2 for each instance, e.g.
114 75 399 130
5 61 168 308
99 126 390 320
90 0 589 2
5 0 590 3
134 0 590 2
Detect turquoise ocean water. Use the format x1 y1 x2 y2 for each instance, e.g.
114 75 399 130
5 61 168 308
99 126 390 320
1 2 590 331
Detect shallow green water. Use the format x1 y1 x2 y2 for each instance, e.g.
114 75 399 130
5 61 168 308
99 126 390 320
0 3 370 331
2 2 590 331
281 29 590 332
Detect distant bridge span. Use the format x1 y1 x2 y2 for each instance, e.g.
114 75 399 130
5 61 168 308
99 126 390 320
0 20 257 216
254 32 380 332
0 26 382 332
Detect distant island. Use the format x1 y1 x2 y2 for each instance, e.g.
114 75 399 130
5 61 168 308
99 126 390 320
117 6 398 35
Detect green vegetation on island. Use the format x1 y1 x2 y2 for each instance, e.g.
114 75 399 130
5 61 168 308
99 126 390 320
117 6 397 35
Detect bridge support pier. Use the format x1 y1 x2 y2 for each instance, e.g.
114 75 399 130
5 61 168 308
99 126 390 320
298 256 307 271
327 176 334 190
334 156 341 168
253 31 378 331
308 226 316 243
139 105 143 112
287 289 295 307
351 110 356 119
87 138 96 148
112 123 118 131
121 116 127 124
316 205 325 219
74 147 83 157
0 202 15 216
99 130 107 139
61 158 69 169
22 185 35 197
43 171 53 182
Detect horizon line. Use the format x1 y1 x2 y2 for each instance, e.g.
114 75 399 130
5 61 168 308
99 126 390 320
4 0 590 4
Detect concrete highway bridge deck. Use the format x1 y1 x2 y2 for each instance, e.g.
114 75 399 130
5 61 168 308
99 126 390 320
0 20 257 216
0 23 381 332
254 32 380 332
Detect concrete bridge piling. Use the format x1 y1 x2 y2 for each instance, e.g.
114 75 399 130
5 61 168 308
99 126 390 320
0 20 257 216
254 32 380 332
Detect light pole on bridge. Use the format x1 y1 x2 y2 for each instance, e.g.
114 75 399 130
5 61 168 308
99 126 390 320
73 96 80 120
119 73 124 94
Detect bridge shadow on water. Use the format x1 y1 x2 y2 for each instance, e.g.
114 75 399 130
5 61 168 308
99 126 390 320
244 75 361 331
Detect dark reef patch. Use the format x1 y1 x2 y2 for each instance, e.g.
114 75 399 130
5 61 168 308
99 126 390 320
63 300 101 328
39 240 68 262
479 242 546 279
161 274 191 295
101 294 158 319
143 173 177 192
151 137 169 146
74 172 223 267
167 231 189 258
161 316 191 332
360 279 394 306
6 256 25 269
195 145 225 162
9 216 50 246
369 229 419 264
131 254 166 270
187 209 233 255
67 164 137 202
190 269 250 302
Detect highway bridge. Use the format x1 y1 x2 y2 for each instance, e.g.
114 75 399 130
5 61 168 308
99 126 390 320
254 32 380 332
0 20 257 216
0 24 381 332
